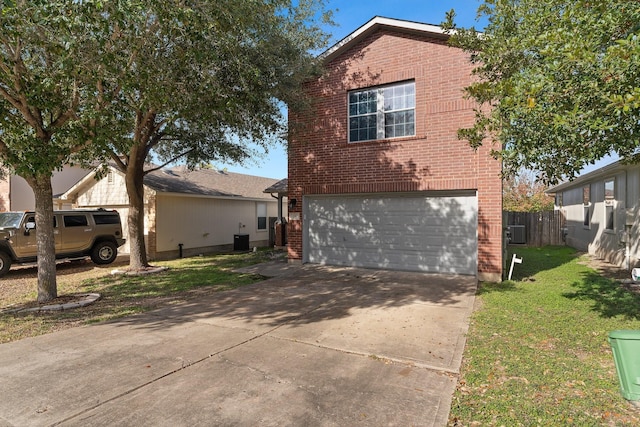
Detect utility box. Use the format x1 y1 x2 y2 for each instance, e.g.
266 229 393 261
608 330 640 402
234 234 250 251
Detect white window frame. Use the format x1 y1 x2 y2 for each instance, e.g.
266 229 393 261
348 81 415 143
604 178 615 232
257 202 267 231
583 185 590 229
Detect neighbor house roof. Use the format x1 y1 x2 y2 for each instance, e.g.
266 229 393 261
145 166 282 200
321 16 448 63
546 159 627 194
60 165 283 202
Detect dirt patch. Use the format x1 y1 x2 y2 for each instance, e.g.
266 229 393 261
0 258 129 309
581 254 640 295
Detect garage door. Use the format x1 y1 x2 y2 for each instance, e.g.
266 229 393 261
304 193 478 275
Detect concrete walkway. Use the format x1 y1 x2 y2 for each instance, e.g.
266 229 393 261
0 262 476 426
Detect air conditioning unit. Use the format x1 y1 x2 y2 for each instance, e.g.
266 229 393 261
509 225 526 244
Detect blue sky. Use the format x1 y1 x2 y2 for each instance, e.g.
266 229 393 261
217 0 486 178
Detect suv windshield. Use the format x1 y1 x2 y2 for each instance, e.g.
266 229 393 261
0 212 23 228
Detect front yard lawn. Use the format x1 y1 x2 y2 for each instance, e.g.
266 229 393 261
0 250 279 344
450 246 640 426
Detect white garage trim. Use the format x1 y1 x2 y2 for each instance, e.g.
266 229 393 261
303 192 478 275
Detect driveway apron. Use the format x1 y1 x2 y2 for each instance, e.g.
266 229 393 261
0 262 476 426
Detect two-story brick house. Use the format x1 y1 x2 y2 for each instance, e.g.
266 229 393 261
287 17 503 281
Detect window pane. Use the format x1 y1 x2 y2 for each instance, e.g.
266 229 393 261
605 179 614 200
583 206 589 226
606 205 614 230
64 215 88 227
93 214 120 225
348 81 415 142
257 202 267 230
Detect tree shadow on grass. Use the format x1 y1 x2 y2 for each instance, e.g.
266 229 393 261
563 271 640 320
506 245 578 280
476 280 521 295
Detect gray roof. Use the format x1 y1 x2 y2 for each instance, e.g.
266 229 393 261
546 159 626 194
263 178 288 195
144 166 283 200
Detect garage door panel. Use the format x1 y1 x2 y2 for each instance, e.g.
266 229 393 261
304 194 477 275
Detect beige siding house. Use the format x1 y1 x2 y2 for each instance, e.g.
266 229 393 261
60 166 285 260
547 160 640 270
0 166 91 211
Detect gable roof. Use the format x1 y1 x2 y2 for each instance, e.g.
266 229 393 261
61 165 283 202
321 16 448 63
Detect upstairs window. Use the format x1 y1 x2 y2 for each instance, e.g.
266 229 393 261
348 81 415 143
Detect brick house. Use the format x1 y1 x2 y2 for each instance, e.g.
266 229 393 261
287 17 503 281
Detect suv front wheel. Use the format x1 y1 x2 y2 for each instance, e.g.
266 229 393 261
91 241 117 265
0 252 11 277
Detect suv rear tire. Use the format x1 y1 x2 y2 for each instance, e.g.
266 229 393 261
0 252 11 277
91 241 117 265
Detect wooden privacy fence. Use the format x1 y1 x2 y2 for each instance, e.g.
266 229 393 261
504 210 566 247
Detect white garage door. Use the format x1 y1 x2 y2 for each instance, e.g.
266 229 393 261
304 193 478 275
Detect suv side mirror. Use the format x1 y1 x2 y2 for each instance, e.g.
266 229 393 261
24 222 35 235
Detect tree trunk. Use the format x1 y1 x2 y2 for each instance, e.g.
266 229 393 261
125 144 149 270
31 174 57 302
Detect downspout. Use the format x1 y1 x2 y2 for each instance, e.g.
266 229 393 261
270 193 283 222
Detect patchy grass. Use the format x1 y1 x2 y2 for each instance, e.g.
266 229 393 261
449 246 640 426
0 250 282 343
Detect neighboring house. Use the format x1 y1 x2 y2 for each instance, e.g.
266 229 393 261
0 166 91 211
547 160 640 270
60 165 285 259
287 17 503 281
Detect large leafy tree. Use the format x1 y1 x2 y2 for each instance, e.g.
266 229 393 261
503 171 554 212
1 0 332 300
0 1 112 302
96 0 332 270
443 0 640 184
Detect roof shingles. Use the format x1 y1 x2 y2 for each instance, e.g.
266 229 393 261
144 167 283 200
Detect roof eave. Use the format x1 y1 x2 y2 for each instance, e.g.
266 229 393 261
320 16 449 64
546 159 626 194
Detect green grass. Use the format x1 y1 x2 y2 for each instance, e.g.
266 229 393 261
0 249 281 343
449 246 640 426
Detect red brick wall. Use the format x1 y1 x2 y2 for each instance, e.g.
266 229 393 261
288 29 503 280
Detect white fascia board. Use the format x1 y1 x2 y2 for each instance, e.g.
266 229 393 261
321 16 448 63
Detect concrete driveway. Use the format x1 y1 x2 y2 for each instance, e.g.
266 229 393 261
0 262 476 426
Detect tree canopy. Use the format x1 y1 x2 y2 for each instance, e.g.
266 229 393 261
0 0 115 301
503 171 555 212
91 0 332 269
443 0 640 184
0 0 333 299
